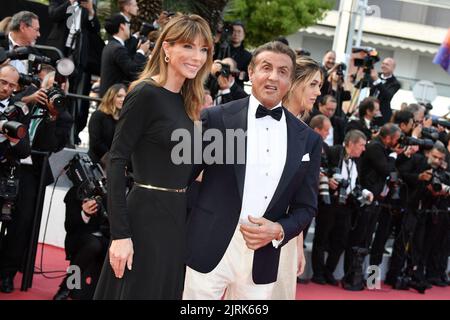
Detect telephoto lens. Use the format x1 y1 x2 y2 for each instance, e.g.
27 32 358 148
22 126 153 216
319 174 331 204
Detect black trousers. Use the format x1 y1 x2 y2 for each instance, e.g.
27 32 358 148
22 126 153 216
63 233 108 300
311 202 354 277
0 165 39 278
424 212 449 279
370 206 403 266
344 202 381 274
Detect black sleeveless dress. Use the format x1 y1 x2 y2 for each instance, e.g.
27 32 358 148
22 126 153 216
94 82 194 299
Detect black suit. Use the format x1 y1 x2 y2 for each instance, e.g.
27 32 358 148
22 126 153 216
186 97 322 284
370 74 401 125
99 38 147 97
215 81 249 105
47 0 103 75
346 118 373 141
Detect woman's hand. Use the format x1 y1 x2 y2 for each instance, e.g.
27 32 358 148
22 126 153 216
109 238 134 278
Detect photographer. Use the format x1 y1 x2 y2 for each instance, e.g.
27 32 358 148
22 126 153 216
118 0 139 54
308 95 346 146
370 57 401 126
213 21 251 89
99 13 149 97
386 142 449 291
342 123 403 291
0 70 72 293
53 186 109 300
208 57 248 105
311 129 370 286
346 97 381 142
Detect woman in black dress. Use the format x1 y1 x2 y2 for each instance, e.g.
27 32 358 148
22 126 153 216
88 83 126 164
94 14 213 299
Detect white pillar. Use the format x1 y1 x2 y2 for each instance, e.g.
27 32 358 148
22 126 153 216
332 0 354 58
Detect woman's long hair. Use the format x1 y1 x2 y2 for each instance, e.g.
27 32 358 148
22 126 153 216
284 56 323 120
130 14 213 121
99 83 127 119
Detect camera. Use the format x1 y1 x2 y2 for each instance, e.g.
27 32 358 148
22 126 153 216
0 47 30 64
319 168 331 205
18 73 41 88
139 22 157 43
335 62 347 78
0 104 27 140
429 168 450 193
65 154 107 219
398 134 434 150
332 169 350 205
351 185 373 207
388 171 402 200
295 48 311 56
215 62 240 78
432 118 450 130
352 47 380 70
0 163 20 222
421 127 439 141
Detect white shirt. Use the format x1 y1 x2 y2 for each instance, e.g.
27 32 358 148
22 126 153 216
8 33 27 74
364 117 371 129
239 95 287 226
214 78 235 106
0 99 9 112
324 125 334 146
340 157 358 195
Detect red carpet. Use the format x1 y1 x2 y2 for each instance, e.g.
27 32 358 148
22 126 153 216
0 244 449 300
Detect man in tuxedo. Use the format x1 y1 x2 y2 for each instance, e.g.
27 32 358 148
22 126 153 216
47 0 104 144
346 97 381 142
99 13 149 97
183 41 322 299
118 0 142 56
370 57 401 126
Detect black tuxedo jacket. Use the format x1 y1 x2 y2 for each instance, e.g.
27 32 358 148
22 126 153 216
308 107 346 146
370 74 401 125
346 118 372 141
99 38 146 97
47 0 103 75
186 97 322 284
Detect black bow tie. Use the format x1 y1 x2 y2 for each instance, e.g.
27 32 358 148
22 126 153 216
255 105 282 121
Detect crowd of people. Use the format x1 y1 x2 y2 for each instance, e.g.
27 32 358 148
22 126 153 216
0 0 448 300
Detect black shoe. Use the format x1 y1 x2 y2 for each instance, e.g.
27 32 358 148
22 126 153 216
324 271 338 286
408 279 428 294
427 277 447 287
0 276 14 293
311 275 327 285
53 285 72 300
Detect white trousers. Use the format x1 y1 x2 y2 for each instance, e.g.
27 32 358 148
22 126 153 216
183 225 275 300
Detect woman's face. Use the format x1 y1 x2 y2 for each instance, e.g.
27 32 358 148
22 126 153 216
292 70 322 112
114 88 126 110
164 35 209 82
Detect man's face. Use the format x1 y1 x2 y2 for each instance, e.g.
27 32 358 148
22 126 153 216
386 131 401 148
323 51 335 70
400 118 414 134
428 149 445 169
231 25 245 46
315 120 331 140
348 138 367 158
248 51 293 109
21 18 40 45
381 58 395 76
319 101 337 118
125 0 139 16
0 68 19 100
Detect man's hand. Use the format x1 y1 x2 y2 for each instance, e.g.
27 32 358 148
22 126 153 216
217 75 233 90
423 117 433 128
22 88 47 106
138 40 151 55
328 178 339 190
239 216 284 250
82 199 98 216
371 68 379 81
412 124 422 138
79 0 95 17
404 145 419 157
418 169 432 182
393 144 405 155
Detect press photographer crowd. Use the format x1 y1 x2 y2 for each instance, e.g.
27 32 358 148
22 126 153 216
0 0 448 300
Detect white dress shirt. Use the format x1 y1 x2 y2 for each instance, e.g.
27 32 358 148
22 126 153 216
239 95 287 227
324 125 334 146
8 33 27 74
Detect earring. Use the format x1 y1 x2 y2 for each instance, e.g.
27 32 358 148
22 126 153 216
165 56 170 63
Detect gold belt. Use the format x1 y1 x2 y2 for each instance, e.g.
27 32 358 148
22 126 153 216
134 182 187 193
